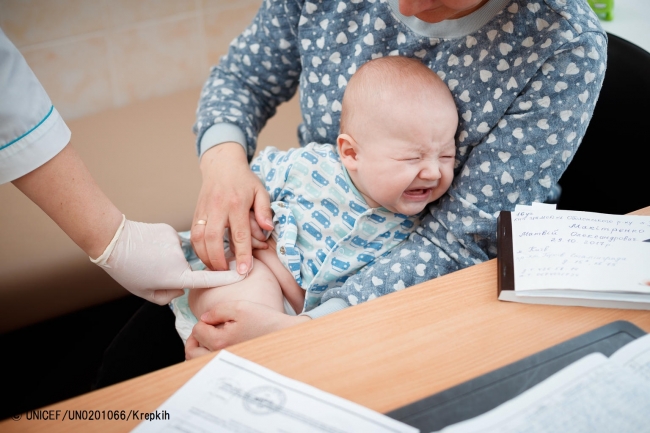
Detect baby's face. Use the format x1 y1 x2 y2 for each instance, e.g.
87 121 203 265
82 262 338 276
342 94 457 216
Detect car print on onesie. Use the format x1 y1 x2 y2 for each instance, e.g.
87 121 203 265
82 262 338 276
319 161 335 176
297 195 314 210
351 236 367 248
312 210 331 228
315 249 327 265
332 224 348 239
310 284 328 293
292 162 310 176
330 257 350 272
349 201 367 215
368 214 386 224
357 253 374 263
401 219 415 230
286 175 302 189
302 222 322 241
321 198 340 216
336 245 355 258
265 168 276 183
366 240 382 251
324 236 337 250
306 259 319 276
341 211 356 229
305 182 323 198
334 174 349 193
311 170 329 187
300 152 319 164
360 222 378 236
393 231 409 241
329 187 346 205
280 188 294 200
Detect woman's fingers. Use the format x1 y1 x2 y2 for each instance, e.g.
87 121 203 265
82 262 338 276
228 201 253 275
249 210 267 242
191 197 227 271
191 142 272 274
192 143 250 271
204 216 228 271
253 186 274 232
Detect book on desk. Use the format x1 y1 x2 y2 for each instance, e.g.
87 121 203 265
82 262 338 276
496 204 650 309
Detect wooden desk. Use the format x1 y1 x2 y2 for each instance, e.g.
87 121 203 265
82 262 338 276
5 207 650 432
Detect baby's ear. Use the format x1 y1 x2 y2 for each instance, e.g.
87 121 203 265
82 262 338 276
337 134 358 171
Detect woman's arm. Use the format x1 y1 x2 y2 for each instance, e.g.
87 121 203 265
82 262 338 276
12 143 123 259
13 143 247 304
190 0 304 274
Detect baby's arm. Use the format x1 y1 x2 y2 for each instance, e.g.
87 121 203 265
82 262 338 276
253 238 305 315
185 255 285 355
230 210 305 314
185 239 309 359
188 256 284 320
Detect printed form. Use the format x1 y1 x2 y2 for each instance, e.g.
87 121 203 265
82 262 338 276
132 350 417 433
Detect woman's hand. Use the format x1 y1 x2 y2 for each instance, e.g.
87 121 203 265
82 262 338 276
92 218 246 304
191 143 273 274
229 211 269 254
185 300 311 359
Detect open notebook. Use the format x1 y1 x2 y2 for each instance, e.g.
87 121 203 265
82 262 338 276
497 203 650 309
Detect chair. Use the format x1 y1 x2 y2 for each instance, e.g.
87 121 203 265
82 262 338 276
557 33 650 215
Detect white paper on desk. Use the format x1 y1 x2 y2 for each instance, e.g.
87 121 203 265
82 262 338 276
510 207 650 293
433 335 650 433
132 350 418 433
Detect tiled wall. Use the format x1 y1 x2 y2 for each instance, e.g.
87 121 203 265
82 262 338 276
0 0 261 119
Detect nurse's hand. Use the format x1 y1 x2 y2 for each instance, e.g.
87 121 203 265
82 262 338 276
91 217 246 305
191 143 273 275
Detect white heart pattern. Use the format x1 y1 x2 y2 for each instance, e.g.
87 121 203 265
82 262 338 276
498 152 511 162
482 184 494 196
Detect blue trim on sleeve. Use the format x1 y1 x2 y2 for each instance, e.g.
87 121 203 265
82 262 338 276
0 104 54 151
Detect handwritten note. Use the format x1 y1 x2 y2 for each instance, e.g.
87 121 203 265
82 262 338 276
511 206 650 293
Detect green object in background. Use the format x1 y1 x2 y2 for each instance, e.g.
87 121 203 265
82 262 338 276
588 0 614 21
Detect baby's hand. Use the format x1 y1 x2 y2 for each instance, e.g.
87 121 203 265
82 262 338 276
185 300 311 359
229 211 269 254
185 334 210 360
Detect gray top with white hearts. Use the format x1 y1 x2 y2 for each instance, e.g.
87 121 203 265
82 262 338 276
193 0 607 318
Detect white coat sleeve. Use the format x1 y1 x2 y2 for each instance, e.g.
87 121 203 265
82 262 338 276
0 27 70 184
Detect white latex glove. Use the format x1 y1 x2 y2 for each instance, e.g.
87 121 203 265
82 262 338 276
90 215 246 304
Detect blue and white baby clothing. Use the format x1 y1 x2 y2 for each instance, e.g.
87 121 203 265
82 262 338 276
253 143 420 311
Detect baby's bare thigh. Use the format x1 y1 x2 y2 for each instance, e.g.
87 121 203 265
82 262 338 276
188 258 285 319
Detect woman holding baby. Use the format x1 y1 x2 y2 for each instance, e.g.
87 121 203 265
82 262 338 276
100 0 607 379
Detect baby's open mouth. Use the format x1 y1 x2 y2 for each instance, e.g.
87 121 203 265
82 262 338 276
404 188 431 197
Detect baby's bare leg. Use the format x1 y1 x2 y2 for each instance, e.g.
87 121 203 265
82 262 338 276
188 257 285 320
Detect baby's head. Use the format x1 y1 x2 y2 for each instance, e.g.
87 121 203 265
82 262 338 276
337 56 458 216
